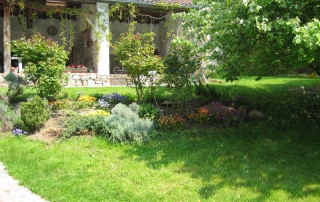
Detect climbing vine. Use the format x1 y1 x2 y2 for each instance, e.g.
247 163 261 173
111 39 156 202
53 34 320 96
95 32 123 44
5 0 190 74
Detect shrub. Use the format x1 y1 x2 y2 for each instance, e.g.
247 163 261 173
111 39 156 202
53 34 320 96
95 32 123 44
139 103 160 121
105 103 154 143
194 81 220 106
48 100 65 111
227 95 251 111
188 102 246 126
11 32 68 101
20 95 51 132
161 38 201 107
110 103 139 119
158 114 185 131
128 102 140 114
264 86 320 129
76 95 97 109
202 102 236 125
62 114 109 138
79 95 97 102
86 110 110 117
0 100 19 132
300 90 320 126
112 22 164 103
186 107 210 123
3 72 25 103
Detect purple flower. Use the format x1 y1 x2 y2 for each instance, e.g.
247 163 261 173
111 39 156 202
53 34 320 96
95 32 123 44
12 128 28 136
98 93 127 109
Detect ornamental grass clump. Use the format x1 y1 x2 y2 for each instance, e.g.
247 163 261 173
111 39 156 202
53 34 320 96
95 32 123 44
105 103 154 143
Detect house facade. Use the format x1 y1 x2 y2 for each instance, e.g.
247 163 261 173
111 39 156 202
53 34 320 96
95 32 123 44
0 0 193 75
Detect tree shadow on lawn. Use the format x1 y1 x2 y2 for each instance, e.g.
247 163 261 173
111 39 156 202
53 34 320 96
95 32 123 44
122 126 320 201
216 76 320 98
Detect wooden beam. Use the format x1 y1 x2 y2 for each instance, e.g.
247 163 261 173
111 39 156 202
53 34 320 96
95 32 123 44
3 0 11 73
27 8 33 29
0 0 88 13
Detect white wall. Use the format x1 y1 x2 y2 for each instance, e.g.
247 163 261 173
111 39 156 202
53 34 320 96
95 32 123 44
109 22 161 55
0 16 75 53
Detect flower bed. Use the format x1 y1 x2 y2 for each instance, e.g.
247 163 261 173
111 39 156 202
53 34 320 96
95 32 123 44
65 68 88 73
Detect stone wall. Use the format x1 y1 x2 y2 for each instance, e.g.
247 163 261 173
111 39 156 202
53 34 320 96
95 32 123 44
0 73 128 87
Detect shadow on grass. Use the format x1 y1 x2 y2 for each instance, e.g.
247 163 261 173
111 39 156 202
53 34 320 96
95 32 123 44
214 76 320 99
123 125 320 201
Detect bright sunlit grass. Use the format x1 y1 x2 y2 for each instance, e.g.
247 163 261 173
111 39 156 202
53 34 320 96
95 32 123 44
0 75 320 201
0 125 319 202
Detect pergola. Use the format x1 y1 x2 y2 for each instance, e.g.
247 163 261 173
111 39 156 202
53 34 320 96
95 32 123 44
0 0 193 73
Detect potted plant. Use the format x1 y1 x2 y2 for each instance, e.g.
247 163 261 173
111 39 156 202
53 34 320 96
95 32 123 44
66 64 88 73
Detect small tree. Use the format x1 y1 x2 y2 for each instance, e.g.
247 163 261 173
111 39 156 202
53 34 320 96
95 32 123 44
112 22 164 103
11 32 68 100
162 37 201 107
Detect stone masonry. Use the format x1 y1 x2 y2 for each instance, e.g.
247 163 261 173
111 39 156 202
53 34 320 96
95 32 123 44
0 73 128 87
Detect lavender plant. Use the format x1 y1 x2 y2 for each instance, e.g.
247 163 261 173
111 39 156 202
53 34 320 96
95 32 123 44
105 103 154 143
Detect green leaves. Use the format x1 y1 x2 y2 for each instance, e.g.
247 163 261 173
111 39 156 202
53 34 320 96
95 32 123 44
181 0 320 80
11 33 68 100
112 22 164 103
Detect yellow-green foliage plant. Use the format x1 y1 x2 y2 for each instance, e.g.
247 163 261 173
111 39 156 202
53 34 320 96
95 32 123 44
20 95 51 132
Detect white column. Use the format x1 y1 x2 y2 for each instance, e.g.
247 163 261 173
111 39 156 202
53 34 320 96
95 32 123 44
95 3 110 75
162 13 182 56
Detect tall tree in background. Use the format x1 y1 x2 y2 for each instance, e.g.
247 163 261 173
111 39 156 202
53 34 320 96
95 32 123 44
181 0 320 81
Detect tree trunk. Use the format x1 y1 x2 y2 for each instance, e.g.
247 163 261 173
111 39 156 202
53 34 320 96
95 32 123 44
3 0 11 73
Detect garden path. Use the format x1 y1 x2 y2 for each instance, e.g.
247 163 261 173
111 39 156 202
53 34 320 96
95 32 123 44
0 162 49 202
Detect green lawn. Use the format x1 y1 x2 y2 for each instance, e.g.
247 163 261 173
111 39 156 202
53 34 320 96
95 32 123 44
0 126 319 202
0 75 320 201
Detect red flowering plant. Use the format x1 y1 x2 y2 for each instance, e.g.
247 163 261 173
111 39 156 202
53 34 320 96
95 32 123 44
67 64 87 68
187 102 246 126
158 114 186 131
186 107 210 123
77 64 86 68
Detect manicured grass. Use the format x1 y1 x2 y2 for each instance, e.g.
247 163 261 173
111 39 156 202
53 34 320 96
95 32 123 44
212 76 320 99
0 75 320 201
0 86 168 103
0 125 319 202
